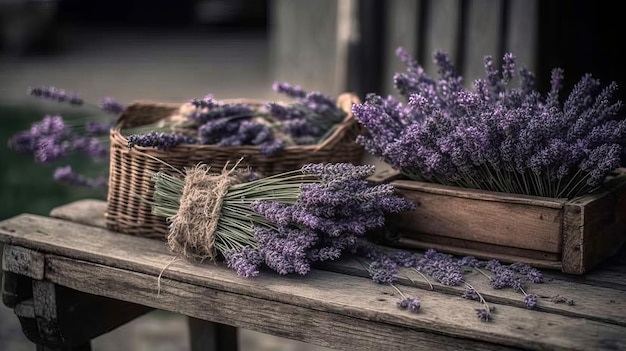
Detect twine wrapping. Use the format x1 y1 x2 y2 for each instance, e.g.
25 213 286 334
167 164 243 261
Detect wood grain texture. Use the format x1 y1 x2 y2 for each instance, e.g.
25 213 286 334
320 255 626 328
562 174 626 274
390 186 563 253
32 281 60 343
2 245 44 280
44 255 626 351
44 200 626 324
49 199 107 229
391 180 567 208
393 232 561 261
2 211 626 350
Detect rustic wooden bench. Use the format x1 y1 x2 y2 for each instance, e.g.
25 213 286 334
1 199 626 351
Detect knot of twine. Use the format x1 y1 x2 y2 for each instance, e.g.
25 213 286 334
168 164 243 262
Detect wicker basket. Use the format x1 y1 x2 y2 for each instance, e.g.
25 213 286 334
105 93 365 238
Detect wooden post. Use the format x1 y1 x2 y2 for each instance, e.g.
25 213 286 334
270 0 344 96
188 317 239 351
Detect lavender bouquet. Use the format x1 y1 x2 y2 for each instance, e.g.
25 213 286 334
353 48 626 198
126 82 348 157
7 86 124 188
149 162 414 277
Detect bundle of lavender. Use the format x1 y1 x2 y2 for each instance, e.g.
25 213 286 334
353 48 626 198
126 81 348 156
150 162 415 277
7 86 124 188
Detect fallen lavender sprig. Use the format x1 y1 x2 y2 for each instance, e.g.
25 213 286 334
356 244 549 322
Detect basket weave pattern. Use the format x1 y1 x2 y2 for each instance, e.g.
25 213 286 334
105 93 364 238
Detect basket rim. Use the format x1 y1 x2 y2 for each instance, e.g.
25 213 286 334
110 93 362 153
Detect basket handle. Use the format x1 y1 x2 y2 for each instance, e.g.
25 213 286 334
315 92 362 151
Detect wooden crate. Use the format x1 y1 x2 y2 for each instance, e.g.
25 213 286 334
370 169 626 275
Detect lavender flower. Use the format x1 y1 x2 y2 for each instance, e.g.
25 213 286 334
258 139 286 156
53 166 108 188
35 137 68 163
243 162 414 278
352 48 626 198
189 94 219 109
272 81 306 98
524 294 538 309
127 132 197 150
72 137 108 159
84 120 114 135
397 297 421 313
353 247 548 322
99 97 125 115
462 287 480 301
476 308 492 322
224 247 262 278
29 86 84 105
269 82 347 144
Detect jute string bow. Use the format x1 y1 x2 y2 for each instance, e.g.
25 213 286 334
167 164 243 262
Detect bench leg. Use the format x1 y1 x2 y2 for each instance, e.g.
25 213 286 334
188 317 238 351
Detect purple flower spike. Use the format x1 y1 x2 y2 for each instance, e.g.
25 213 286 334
273 81 307 99
476 308 492 322
524 294 538 309
84 120 114 135
100 97 125 115
127 132 197 150
7 130 34 154
53 166 107 188
397 297 421 313
224 247 262 278
29 86 84 105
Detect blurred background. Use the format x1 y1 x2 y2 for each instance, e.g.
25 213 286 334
1 0 625 350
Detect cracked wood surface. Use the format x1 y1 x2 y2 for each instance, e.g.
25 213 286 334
1 199 626 351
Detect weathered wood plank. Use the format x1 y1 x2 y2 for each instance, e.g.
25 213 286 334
2 245 44 280
49 199 107 229
45 255 626 351
4 213 626 349
392 236 563 270
393 231 561 262
390 184 563 253
32 281 61 343
41 201 626 325
391 180 567 208
320 255 626 328
562 174 626 274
